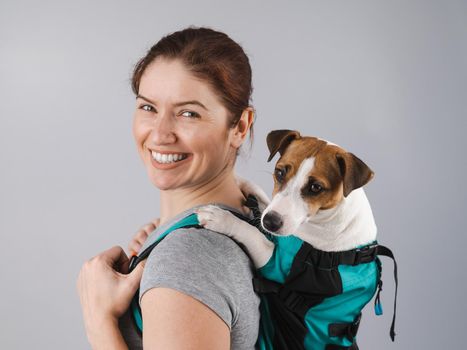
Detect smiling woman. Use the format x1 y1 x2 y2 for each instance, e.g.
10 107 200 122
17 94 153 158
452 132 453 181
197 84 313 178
132 57 243 193
76 25 261 350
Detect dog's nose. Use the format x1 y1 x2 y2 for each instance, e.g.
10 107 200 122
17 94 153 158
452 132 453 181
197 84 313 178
262 211 283 232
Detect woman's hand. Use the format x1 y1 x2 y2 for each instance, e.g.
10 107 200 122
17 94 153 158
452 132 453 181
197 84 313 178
235 175 271 212
76 246 146 346
128 218 160 256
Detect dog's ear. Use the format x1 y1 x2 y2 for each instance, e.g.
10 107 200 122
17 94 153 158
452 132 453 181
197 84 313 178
335 152 374 197
266 130 301 162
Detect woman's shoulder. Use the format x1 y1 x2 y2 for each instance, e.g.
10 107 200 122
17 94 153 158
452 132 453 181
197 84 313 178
141 225 255 287
163 225 251 260
139 226 260 330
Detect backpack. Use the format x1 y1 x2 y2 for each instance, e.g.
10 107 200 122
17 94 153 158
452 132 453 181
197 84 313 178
127 197 398 350
243 196 399 350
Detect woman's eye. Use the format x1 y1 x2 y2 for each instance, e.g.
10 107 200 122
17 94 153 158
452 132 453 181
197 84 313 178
180 110 200 118
140 104 154 112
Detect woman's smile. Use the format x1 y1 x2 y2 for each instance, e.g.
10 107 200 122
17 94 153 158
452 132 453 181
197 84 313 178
148 148 193 170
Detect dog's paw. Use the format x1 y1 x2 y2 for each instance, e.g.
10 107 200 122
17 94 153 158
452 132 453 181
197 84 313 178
195 205 237 237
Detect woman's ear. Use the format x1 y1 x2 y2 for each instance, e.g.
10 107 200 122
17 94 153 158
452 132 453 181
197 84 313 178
230 107 254 148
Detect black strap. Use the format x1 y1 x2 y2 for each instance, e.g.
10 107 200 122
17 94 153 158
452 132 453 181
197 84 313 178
328 313 362 342
244 194 262 222
375 245 398 342
253 276 280 294
294 242 380 269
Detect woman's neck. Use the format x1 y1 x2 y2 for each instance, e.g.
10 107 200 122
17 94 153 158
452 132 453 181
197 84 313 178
158 169 248 225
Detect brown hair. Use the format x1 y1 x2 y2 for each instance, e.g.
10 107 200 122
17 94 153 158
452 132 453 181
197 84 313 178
130 25 255 153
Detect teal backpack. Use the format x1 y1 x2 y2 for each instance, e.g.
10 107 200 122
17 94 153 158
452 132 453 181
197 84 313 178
127 196 398 350
245 196 398 350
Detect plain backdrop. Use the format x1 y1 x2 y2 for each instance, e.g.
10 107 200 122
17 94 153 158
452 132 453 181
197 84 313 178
1 0 466 349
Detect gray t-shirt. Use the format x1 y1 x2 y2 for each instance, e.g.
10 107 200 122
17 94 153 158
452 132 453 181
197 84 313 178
118 203 261 349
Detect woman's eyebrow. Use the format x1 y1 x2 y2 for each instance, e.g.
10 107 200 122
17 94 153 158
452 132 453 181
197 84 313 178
136 94 209 111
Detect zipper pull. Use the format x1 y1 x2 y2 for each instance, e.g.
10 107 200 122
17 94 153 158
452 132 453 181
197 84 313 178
374 279 383 316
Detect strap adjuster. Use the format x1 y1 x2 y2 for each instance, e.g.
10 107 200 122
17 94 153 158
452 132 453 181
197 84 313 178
347 313 361 341
279 288 304 312
354 244 378 265
328 312 362 342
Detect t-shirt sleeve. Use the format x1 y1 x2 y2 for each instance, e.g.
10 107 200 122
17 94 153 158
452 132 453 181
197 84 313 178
138 227 256 330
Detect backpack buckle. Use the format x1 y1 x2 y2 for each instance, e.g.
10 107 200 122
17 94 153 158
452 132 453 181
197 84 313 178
354 244 378 265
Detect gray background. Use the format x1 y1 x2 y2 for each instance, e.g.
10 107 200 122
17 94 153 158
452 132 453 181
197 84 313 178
1 0 466 348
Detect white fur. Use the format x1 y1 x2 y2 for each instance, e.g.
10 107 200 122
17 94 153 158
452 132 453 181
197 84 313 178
295 187 377 251
318 137 339 147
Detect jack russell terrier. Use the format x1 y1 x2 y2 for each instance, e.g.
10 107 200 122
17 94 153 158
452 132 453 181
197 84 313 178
196 129 397 350
196 128 376 269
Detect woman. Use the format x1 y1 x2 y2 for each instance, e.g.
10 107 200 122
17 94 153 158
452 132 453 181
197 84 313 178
77 26 261 349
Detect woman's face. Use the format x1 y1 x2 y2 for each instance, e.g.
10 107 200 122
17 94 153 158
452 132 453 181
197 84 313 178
133 57 237 191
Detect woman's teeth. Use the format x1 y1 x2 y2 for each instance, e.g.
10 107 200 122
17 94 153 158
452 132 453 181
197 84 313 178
151 151 188 164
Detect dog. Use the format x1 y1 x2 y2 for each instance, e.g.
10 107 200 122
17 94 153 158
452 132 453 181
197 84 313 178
195 129 388 349
196 129 377 268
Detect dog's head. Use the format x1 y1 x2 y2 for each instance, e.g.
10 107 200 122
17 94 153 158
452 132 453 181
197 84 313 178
261 129 374 235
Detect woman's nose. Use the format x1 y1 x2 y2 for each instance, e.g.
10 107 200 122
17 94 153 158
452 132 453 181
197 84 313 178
150 113 177 144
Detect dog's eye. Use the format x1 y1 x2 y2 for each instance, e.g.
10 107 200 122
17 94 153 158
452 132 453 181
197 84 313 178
305 182 324 195
310 183 323 193
274 168 286 183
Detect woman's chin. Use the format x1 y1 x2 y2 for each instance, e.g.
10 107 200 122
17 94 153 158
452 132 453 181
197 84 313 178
150 178 178 191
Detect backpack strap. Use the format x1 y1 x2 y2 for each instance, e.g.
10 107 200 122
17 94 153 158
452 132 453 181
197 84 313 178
128 213 201 335
328 312 362 342
128 213 201 269
292 241 380 269
373 244 398 342
127 205 256 335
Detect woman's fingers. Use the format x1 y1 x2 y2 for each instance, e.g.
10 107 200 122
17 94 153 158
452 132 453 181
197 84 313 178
141 222 156 233
128 219 159 256
125 260 146 292
136 228 151 242
101 245 130 273
128 230 149 255
101 245 125 264
128 244 140 257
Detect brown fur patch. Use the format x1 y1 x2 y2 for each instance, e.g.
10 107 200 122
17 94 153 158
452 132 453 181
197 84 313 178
272 137 347 212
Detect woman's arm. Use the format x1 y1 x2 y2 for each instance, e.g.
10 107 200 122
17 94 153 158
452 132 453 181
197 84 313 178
141 287 230 349
87 317 129 350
